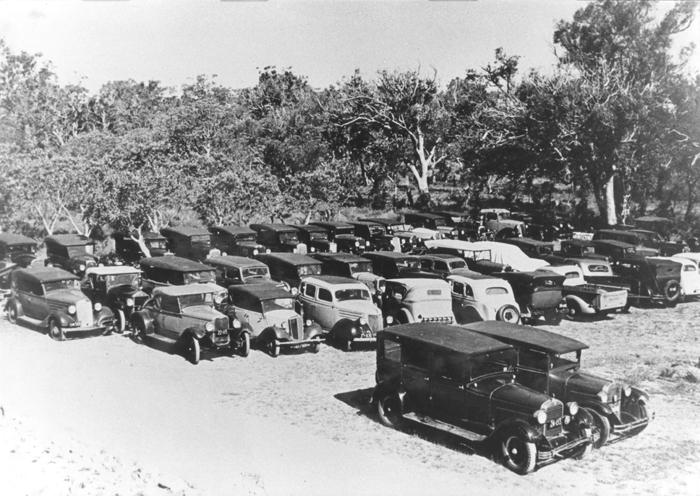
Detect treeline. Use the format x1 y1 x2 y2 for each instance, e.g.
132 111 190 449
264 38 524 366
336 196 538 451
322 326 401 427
0 0 698 247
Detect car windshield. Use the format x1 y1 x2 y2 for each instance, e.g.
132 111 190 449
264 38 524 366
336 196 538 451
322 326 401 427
396 258 420 270
190 235 211 244
261 297 295 313
448 260 466 269
101 273 140 288
369 226 385 236
587 264 610 273
236 233 256 242
335 227 354 236
7 244 35 254
278 231 299 244
335 288 371 301
551 351 579 371
309 231 328 241
242 266 270 279
147 239 167 249
432 217 447 227
178 293 214 308
43 279 81 292
184 271 215 284
67 245 94 257
348 262 373 274
297 264 321 276
469 350 514 381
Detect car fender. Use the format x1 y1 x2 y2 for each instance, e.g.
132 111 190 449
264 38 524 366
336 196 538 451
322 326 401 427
565 294 595 314
95 306 115 325
493 418 540 443
330 318 355 341
49 311 74 328
132 311 154 333
6 297 24 318
304 322 323 340
182 327 205 341
370 380 405 408
630 386 649 403
261 325 289 342
399 308 414 324
577 400 614 417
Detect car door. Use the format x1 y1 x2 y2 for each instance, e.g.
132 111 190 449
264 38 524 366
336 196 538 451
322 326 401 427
299 283 317 322
430 351 468 423
155 295 181 340
315 287 335 329
19 279 46 320
400 341 431 412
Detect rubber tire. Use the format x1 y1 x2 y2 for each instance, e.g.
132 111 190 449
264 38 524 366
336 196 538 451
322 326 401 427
565 300 580 320
377 394 403 429
573 427 594 459
663 280 681 306
543 310 562 325
116 309 126 333
237 332 250 358
48 319 65 341
312 338 322 353
496 304 520 324
6 302 17 324
501 431 537 475
186 336 200 365
267 337 280 357
586 408 611 449
345 339 353 352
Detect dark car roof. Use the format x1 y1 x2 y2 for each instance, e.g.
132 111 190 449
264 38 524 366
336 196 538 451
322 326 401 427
348 220 381 227
257 253 321 266
228 283 293 300
45 234 94 246
114 231 165 241
0 233 37 246
310 221 354 228
405 212 444 220
205 255 266 268
497 270 566 283
14 266 79 283
595 229 638 238
250 223 298 233
209 225 256 236
363 251 418 261
312 253 370 263
140 256 214 272
291 224 326 233
592 239 637 249
384 323 513 357
562 238 594 247
358 217 401 226
462 321 589 355
161 226 210 237
419 253 465 262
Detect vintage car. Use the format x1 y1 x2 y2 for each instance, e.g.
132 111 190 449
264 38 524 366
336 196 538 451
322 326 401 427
208 225 269 257
650 256 700 300
372 323 593 474
255 253 322 293
480 208 526 238
625 229 687 256
131 283 247 363
6 267 115 339
495 270 567 324
610 256 682 307
593 230 659 257
432 210 487 241
404 212 457 239
44 234 98 276
501 238 555 259
381 278 454 324
424 240 550 273
139 256 221 295
447 272 520 324
113 231 169 264
357 217 411 236
250 223 305 253
224 284 323 356
310 221 370 254
81 266 148 332
590 239 639 262
362 251 437 279
290 224 337 253
465 321 651 448
417 253 469 278
0 233 38 296
348 221 394 251
536 265 628 319
548 239 608 263
160 226 218 262
298 275 384 350
205 255 274 287
311 252 386 299
563 257 619 285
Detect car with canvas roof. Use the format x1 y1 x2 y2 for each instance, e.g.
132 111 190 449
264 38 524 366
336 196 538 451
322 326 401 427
311 252 386 301
250 223 305 253
139 256 224 297
417 253 469 278
113 231 169 265
209 225 269 257
205 255 274 287
44 234 98 276
160 226 218 261
362 251 437 280
81 265 148 332
255 253 322 293
290 224 337 253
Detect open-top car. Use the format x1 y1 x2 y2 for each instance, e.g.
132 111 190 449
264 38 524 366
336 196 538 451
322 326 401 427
310 221 370 254
464 321 651 448
372 323 593 474
0 233 37 296
6 267 115 340
205 255 274 287
495 270 567 324
131 283 247 363
447 272 520 324
113 231 169 265
381 278 454 324
224 284 323 356
81 266 148 332
255 253 322 293
298 275 384 350
311 252 386 300
44 234 98 276
160 226 218 262
250 223 305 253
208 225 269 257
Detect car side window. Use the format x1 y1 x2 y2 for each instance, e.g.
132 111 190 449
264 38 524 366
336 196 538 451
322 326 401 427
318 288 332 302
420 259 431 270
464 284 474 297
28 280 43 296
434 261 448 272
305 283 316 298
402 341 430 370
161 296 180 313
433 352 466 381
382 336 402 362
451 281 465 296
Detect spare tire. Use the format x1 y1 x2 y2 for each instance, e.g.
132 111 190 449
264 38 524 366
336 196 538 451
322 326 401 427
497 304 521 324
663 280 681 305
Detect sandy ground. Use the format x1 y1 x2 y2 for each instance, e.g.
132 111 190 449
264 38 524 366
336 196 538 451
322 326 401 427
1 301 699 496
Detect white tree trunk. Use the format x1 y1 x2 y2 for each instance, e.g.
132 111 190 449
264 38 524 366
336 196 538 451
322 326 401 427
605 175 617 226
130 226 151 259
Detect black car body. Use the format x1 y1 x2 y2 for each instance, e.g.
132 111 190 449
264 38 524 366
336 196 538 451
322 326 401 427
0 233 37 295
591 239 638 262
139 256 221 294
113 231 169 264
357 217 408 236
81 266 148 332
404 212 457 239
311 252 386 298
209 225 269 257
250 223 304 253
362 251 437 279
417 253 469 278
44 234 98 276
610 256 682 307
348 221 394 251
205 255 274 287
432 210 486 241
501 238 555 259
255 253 322 293
372 323 592 474
160 226 217 262
593 230 659 257
290 224 335 253
626 229 687 256
310 221 370 254
495 270 567 324
548 239 608 263
464 321 651 447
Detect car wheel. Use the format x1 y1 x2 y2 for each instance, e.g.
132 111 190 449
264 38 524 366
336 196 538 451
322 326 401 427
344 338 353 352
237 332 250 358
115 309 126 333
585 408 611 448
573 427 594 459
663 280 681 306
496 304 520 324
377 394 402 429
500 431 537 475
185 335 200 364
267 336 280 357
48 319 65 341
543 310 562 325
311 337 322 353
565 301 580 320
6 302 18 324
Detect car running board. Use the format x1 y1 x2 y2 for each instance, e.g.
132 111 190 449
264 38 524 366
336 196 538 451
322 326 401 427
403 412 488 442
17 315 44 326
142 333 178 346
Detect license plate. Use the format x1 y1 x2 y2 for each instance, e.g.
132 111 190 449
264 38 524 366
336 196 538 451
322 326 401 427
216 329 228 337
548 418 562 428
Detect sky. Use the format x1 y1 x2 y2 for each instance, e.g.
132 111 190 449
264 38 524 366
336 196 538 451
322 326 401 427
0 0 698 93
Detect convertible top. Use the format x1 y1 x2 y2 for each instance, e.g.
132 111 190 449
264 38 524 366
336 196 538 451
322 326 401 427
140 256 214 272
384 323 513 357
14 266 79 283
463 321 589 355
228 283 293 301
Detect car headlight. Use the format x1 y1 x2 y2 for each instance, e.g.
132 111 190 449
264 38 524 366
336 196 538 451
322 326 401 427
310 247 316 252
222 251 228 256
350 327 357 336
79 264 86 271
355 241 360 247
386 315 393 324
365 241 370 246
567 402 579 416
253 249 259 256
94 302 102 311
232 319 241 329
205 322 214 332
265 249 271 253
291 287 299 295
68 304 76 315
125 297 134 307
534 409 547 424
623 385 632 397
214 294 224 305
359 317 367 326
305 319 312 326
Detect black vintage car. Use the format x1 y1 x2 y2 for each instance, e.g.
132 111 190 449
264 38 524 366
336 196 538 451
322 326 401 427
255 253 322 293
113 231 169 264
404 212 457 239
417 253 469 278
372 323 593 474
347 221 393 251
593 230 659 257
552 239 608 262
495 270 567 324
139 256 221 294
591 239 638 262
362 251 437 279
310 221 370 254
44 234 98 276
625 229 687 256
205 255 275 287
160 226 217 262
311 252 386 298
250 223 304 253
0 233 37 296
432 210 486 241
465 322 651 448
610 256 682 307
81 266 148 332
290 224 335 253
209 225 269 257
357 216 408 236
501 238 555 259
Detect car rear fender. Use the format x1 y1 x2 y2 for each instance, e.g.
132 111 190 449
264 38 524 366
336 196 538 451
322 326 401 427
132 311 154 333
564 294 594 313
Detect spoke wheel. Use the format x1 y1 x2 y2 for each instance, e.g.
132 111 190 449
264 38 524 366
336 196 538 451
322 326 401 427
7 302 17 324
501 432 537 475
585 408 611 448
186 336 200 364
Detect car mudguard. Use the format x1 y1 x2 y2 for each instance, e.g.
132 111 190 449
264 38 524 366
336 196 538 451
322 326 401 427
50 311 75 328
565 294 595 314
492 418 540 443
370 381 405 408
261 325 289 342
132 311 155 334
95 307 115 326
304 322 323 340
330 319 356 341
576 400 614 417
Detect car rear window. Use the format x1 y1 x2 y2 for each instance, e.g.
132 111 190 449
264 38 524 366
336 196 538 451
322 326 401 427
427 289 442 296
485 287 508 295
565 272 580 279
587 265 610 273
683 265 696 272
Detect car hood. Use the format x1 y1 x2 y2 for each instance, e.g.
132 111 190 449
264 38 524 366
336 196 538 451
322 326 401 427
46 288 89 304
264 309 299 325
490 381 558 412
182 305 223 320
335 299 381 317
107 285 147 299
559 370 612 396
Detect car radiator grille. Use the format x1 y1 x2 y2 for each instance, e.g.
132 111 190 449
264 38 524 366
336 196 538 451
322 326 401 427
544 402 564 437
215 317 229 331
288 317 301 340
76 300 94 326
